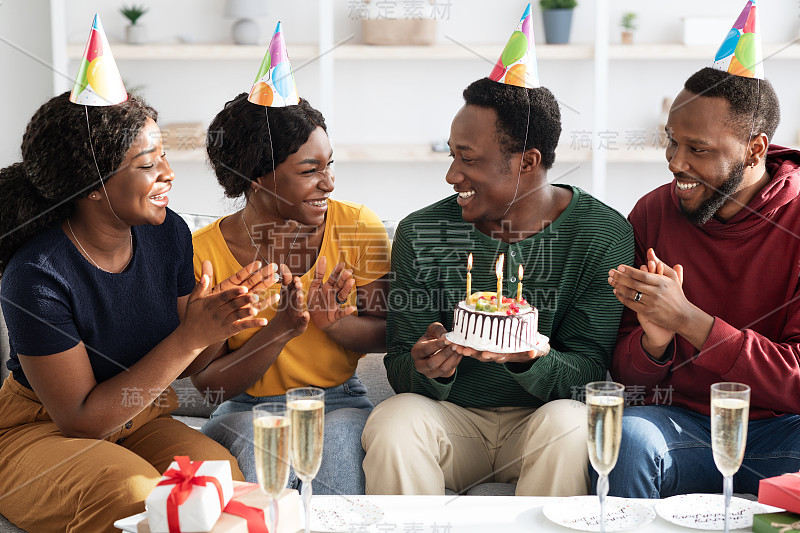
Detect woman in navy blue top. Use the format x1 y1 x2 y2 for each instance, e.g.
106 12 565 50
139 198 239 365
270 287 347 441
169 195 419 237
0 93 277 532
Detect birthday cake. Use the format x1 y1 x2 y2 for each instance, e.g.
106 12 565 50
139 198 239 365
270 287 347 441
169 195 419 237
450 292 539 353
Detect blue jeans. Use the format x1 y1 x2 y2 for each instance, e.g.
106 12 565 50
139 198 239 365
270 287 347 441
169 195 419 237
201 375 373 495
590 405 800 498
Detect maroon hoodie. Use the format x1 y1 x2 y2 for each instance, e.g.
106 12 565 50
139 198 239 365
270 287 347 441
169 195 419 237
612 145 800 419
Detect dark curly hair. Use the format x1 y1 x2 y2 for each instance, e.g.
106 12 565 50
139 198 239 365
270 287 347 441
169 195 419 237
0 92 156 274
462 78 561 170
684 67 780 142
206 94 327 198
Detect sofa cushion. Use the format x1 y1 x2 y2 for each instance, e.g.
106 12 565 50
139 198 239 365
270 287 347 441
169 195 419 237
358 353 394 406
171 376 218 418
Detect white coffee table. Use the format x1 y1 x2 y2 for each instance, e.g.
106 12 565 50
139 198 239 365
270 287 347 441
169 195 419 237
319 495 776 533
116 494 780 532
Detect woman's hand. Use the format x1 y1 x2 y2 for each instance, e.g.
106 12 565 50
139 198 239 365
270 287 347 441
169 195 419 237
211 261 280 310
307 256 357 331
179 260 269 350
268 264 310 340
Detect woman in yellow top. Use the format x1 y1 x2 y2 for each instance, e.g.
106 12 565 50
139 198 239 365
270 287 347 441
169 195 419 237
192 94 391 495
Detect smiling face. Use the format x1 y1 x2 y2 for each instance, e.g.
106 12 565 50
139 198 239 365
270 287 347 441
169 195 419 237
446 105 519 229
101 117 174 226
665 90 754 225
256 126 334 227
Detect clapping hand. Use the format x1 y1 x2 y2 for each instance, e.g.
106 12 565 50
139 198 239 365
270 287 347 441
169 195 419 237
181 260 270 349
212 261 280 310
307 256 357 331
608 248 686 355
270 264 310 339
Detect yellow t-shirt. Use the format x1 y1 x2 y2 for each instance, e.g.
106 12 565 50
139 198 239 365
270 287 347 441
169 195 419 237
192 199 391 397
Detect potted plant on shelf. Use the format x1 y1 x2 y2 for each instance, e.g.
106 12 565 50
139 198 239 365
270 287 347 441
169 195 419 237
620 12 637 44
120 4 148 45
540 0 577 45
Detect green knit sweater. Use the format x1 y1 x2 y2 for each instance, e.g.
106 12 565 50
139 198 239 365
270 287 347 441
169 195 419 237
385 186 634 408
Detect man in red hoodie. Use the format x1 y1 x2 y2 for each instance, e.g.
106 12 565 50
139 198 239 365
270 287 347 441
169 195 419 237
604 66 800 498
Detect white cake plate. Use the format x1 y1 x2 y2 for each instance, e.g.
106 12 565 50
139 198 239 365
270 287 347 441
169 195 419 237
445 332 549 354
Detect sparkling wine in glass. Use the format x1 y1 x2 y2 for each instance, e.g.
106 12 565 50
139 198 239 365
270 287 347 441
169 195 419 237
287 387 325 533
711 382 750 533
586 381 625 533
253 402 291 533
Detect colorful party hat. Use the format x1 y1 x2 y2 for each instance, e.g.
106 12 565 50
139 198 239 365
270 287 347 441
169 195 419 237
711 0 763 79
489 4 539 88
69 14 128 106
248 22 300 107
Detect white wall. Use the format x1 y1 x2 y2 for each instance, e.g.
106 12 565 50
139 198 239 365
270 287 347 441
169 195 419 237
0 0 54 167
2 0 799 222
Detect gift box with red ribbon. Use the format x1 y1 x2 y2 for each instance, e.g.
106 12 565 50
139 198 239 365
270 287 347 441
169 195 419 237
145 456 234 533
139 482 301 533
760 472 800 515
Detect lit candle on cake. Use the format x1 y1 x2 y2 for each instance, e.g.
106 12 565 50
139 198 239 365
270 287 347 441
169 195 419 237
495 254 504 309
517 265 523 303
466 253 473 301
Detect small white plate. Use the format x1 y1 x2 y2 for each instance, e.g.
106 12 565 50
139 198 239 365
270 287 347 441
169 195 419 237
113 512 146 533
543 496 655 532
655 493 773 530
309 496 383 532
444 332 549 355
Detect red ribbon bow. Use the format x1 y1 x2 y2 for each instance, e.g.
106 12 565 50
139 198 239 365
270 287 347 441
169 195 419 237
156 456 225 533
223 483 269 533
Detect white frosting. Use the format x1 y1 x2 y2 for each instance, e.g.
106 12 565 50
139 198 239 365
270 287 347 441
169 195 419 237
450 301 539 353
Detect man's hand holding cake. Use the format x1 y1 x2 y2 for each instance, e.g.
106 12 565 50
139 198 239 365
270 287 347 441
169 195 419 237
410 323 462 380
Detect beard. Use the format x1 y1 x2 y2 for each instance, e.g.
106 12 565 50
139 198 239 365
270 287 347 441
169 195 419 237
679 161 745 226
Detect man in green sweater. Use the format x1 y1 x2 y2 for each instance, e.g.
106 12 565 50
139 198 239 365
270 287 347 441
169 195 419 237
361 77 634 496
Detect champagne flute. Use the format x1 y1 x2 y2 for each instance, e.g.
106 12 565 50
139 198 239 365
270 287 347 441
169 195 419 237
586 381 625 533
253 402 292 533
287 387 325 533
710 382 750 533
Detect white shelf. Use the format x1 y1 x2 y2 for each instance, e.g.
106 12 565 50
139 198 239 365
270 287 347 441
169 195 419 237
163 143 609 164
609 43 800 60
336 144 450 163
333 144 591 163
333 43 593 60
66 43 319 60
66 42 594 61
163 144 453 164
164 149 206 163
69 41 800 62
607 147 665 163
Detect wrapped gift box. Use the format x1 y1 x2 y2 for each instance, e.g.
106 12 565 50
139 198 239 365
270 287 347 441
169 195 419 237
760 473 800 514
753 512 800 533
146 457 234 533
139 482 301 533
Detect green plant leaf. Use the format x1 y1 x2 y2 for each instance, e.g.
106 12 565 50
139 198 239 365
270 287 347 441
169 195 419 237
540 0 577 10
120 4 148 25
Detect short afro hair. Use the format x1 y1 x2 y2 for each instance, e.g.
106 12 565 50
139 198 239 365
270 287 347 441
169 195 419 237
684 67 780 142
207 94 327 199
462 78 561 170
